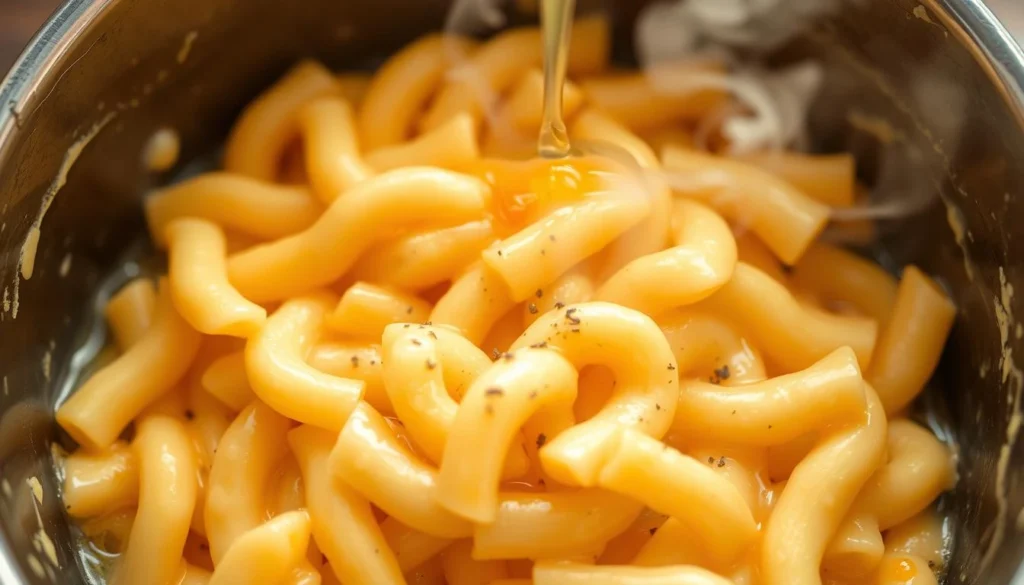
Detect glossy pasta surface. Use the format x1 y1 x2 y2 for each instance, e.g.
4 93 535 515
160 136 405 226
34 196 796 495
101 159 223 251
57 18 955 585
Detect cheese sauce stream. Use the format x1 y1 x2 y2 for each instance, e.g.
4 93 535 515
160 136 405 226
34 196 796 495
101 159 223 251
538 0 576 158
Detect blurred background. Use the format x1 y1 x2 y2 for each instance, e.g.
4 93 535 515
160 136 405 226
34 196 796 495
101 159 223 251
1 0 61 72
1 0 1023 79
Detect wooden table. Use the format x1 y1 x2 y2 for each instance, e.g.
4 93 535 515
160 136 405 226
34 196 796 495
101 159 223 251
0 0 62 74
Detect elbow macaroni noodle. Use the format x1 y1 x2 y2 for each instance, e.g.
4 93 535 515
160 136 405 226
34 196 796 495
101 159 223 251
58 18 956 585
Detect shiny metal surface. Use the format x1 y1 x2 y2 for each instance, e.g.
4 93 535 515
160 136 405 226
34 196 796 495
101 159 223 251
931 0 1024 127
2 1 1024 584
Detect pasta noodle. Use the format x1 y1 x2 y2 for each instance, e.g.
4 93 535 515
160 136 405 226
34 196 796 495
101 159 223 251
579 60 727 132
306 342 392 415
350 220 496 291
441 539 508 585
289 425 405 585
379 517 454 573
145 173 322 247
597 508 670 565
62 442 138 519
379 323 531 475
823 420 953 577
436 348 578 523
761 386 887 585
200 351 254 412
58 280 202 450
336 73 372 107
57 20 958 585
419 17 608 131
225 61 341 180
501 68 585 132
330 402 473 538
533 562 734 585
204 400 292 563
482 182 652 302
104 278 156 350
596 198 737 316
696 262 878 371
226 167 490 302
359 35 478 150
429 263 516 345
245 293 364 430
789 243 898 324
523 270 594 326
867 267 956 415
509 302 678 487
297 96 376 202
185 373 234 538
596 429 757 562
365 114 479 172
734 152 856 208
672 347 867 445
569 109 673 281
165 218 267 338
658 310 766 383
112 416 197 585
662 145 830 265
883 511 946 570
207 511 312 585
327 281 433 340
473 490 643 560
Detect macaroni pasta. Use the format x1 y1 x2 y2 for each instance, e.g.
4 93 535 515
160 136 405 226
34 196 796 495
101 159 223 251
57 18 957 585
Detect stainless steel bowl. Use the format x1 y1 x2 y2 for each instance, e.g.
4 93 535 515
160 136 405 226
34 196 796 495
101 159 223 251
1 0 1024 583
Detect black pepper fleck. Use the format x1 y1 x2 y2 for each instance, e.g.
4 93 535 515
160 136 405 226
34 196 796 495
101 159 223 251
530 341 548 349
649 527 658 536
554 302 565 310
529 390 538 399
485 387 505 397
536 433 547 448
529 303 538 314
536 289 543 298
411 339 422 346
184 410 195 421
717 457 726 468
406 306 413 314
667 363 676 371
707 456 715 464
565 307 580 325
428 331 438 339
351 356 360 368
709 365 731 385
492 348 501 360
426 358 437 370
